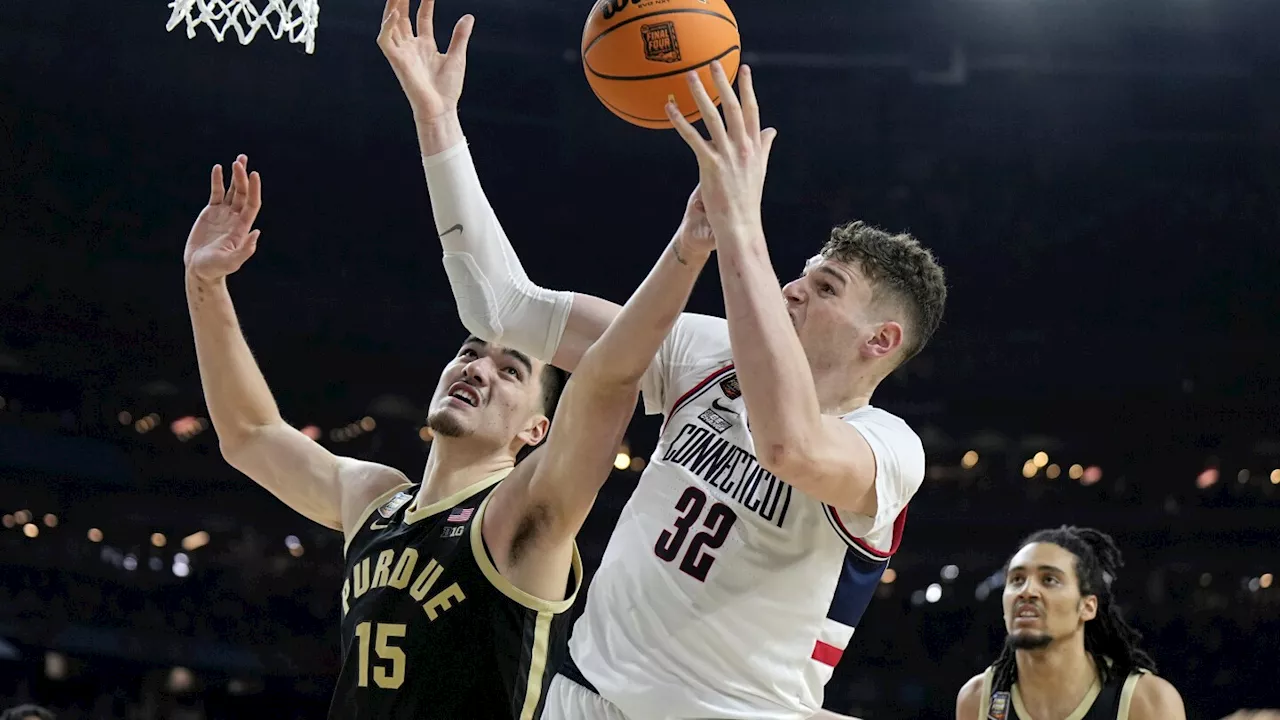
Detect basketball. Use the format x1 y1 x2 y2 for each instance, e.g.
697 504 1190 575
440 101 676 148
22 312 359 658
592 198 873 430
581 0 741 130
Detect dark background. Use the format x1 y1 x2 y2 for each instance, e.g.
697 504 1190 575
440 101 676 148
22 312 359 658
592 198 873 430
2 0 1279 718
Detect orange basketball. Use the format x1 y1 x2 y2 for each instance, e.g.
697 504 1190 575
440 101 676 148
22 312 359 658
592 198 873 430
581 0 741 130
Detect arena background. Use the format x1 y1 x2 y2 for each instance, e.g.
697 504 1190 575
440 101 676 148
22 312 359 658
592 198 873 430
2 0 1279 718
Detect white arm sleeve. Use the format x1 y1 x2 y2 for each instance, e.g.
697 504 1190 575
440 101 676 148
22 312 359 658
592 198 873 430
421 140 572 363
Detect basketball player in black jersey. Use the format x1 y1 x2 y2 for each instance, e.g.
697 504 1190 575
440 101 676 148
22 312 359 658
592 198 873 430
956 526 1185 720
182 151 715 718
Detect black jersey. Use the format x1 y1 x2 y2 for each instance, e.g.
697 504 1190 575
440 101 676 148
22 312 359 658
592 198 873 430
976 665 1149 720
328 471 582 720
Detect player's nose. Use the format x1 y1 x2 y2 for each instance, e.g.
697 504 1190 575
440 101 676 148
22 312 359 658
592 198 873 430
782 278 805 305
461 357 493 386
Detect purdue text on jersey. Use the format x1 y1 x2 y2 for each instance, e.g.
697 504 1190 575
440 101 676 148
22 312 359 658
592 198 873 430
330 472 582 720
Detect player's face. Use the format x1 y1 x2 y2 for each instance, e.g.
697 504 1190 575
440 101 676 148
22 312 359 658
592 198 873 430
1002 542 1098 650
426 337 550 452
781 256 904 372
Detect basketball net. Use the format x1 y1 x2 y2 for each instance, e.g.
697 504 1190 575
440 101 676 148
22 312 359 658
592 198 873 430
166 0 320 54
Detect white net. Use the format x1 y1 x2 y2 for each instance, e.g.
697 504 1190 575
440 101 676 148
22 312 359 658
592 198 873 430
166 0 321 54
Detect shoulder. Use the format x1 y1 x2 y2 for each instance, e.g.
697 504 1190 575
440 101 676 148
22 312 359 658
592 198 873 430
844 407 925 472
676 311 728 335
337 457 414 501
846 406 920 443
337 459 414 531
1127 672 1186 720
955 672 987 720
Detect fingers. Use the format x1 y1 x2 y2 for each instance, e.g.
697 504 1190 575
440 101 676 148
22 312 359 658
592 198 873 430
667 100 711 158
685 70 727 148
709 61 746 145
243 229 262 258
760 127 779 180
761 128 779 164
247 170 263 215
229 155 250 212
417 0 435 45
738 65 761 141
209 164 224 206
378 0 409 46
447 14 474 63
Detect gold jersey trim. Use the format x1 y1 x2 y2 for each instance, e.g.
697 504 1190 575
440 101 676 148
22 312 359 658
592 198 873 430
978 666 994 719
469 491 584 614
1115 669 1148 720
517 610 555 720
1011 676 1101 720
402 468 512 525
343 483 416 555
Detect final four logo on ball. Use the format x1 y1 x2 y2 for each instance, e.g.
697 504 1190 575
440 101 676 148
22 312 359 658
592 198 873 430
641 22 682 63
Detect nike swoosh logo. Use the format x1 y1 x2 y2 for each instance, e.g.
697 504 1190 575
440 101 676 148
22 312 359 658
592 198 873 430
370 521 391 530
439 223 464 238
711 398 737 414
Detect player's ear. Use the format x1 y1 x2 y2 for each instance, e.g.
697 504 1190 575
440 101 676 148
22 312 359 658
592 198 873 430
518 414 550 449
1079 594 1098 622
863 320 903 360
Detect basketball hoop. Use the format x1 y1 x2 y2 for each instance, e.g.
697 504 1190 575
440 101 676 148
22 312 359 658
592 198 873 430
166 0 321 54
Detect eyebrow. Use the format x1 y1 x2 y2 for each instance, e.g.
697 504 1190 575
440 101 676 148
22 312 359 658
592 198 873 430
814 265 850 287
1008 564 1067 575
463 336 533 377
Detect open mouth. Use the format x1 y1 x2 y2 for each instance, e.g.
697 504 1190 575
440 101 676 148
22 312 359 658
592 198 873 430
1014 603 1041 621
446 383 480 407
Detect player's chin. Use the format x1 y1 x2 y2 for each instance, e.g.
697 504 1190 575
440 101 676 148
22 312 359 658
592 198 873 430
1006 629 1054 650
426 407 472 438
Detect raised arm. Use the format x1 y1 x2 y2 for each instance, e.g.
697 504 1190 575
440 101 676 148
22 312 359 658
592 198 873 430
482 190 715 601
668 63 889 515
376 0 619 372
184 156 408 536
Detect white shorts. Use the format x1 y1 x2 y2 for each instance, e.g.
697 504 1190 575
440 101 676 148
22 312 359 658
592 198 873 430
542 674 633 720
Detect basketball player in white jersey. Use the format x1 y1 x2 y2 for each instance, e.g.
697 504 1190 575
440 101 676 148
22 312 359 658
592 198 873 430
379 2 946 717
183 145 715 718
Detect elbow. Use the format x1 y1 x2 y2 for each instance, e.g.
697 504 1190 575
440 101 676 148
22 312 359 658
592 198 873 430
756 436 813 481
453 307 502 344
216 423 273 468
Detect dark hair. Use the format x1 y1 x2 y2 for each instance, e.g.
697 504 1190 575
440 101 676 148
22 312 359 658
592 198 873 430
515 364 569 463
538 365 569 422
990 526 1156 695
821 221 947 364
1 705 56 720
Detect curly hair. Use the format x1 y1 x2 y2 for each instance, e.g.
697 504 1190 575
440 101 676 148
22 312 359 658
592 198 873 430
820 221 947 364
990 526 1156 695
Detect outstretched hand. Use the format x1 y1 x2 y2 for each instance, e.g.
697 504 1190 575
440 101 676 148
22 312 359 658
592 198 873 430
672 185 716 261
666 62 778 241
183 155 262 282
377 0 473 123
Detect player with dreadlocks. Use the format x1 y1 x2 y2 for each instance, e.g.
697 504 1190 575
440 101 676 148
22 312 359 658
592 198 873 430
956 526 1185 720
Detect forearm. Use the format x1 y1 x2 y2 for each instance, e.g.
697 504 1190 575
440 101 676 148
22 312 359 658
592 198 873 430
418 116 575 364
185 272 284 450
577 237 708 386
717 229 822 450
415 112 464 157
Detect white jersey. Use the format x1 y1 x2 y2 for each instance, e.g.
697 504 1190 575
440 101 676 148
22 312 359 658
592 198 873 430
566 313 926 720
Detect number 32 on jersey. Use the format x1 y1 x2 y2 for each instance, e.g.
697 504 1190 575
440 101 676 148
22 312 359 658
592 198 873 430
654 486 738 582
